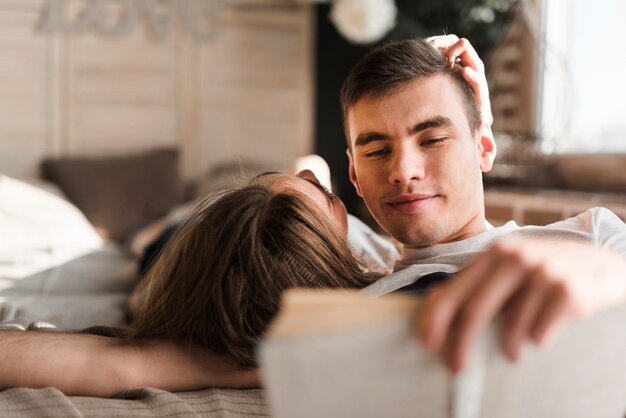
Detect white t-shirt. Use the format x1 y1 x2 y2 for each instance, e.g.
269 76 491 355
363 207 626 296
347 214 400 274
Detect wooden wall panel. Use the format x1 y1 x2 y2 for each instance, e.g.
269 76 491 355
198 6 313 174
0 0 314 182
66 9 179 155
0 3 50 178
488 1 541 134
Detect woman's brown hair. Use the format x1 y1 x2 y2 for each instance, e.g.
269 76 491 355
130 176 377 368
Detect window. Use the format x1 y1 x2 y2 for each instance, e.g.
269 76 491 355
538 0 626 154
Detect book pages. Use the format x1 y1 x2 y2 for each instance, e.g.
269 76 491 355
259 289 626 418
261 318 449 418
479 304 626 418
451 325 493 418
260 289 450 418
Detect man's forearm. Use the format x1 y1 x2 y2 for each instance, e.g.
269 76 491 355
0 331 260 397
124 338 261 393
0 330 131 397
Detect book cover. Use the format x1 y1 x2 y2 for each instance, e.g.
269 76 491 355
259 289 626 418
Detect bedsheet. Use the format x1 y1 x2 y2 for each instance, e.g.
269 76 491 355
0 243 270 417
0 387 269 418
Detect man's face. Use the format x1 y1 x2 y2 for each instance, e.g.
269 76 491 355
347 74 495 248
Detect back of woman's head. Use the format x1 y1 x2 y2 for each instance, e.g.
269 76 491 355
131 180 375 368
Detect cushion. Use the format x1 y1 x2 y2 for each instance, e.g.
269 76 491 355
0 174 105 281
0 175 103 251
41 149 184 242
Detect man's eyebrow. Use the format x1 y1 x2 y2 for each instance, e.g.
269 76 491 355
354 132 389 148
353 116 454 147
409 116 453 135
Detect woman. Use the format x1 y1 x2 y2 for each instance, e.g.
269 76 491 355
129 170 381 369
0 170 384 396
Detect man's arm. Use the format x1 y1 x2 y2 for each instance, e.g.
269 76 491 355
417 237 626 373
0 331 260 397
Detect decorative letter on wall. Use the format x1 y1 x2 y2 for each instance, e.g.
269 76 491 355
38 0 222 41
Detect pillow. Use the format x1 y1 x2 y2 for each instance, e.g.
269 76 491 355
0 175 103 251
41 149 184 242
0 174 106 280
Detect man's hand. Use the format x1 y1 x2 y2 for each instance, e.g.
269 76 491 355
417 237 626 373
427 34 493 127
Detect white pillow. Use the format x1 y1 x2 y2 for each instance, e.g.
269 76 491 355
0 174 103 253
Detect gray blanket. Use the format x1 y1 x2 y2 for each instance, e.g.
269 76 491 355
0 245 269 417
0 387 268 418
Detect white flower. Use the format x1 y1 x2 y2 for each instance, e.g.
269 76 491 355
329 0 398 44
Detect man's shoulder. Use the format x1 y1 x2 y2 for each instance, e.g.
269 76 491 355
522 207 623 237
513 207 626 256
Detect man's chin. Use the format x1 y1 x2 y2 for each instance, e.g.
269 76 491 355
384 222 442 248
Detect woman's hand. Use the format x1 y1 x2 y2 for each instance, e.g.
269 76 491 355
427 34 493 127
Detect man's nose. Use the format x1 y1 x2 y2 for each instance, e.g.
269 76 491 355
387 147 425 185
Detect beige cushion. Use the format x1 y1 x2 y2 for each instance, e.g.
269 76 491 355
42 149 184 242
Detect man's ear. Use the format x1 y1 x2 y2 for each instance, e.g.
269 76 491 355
477 122 497 172
346 148 363 197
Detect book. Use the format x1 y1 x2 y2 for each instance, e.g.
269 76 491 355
259 289 626 418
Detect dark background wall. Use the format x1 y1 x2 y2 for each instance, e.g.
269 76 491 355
314 4 370 216
313 1 516 216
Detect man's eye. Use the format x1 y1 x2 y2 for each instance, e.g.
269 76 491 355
422 137 448 146
363 148 389 158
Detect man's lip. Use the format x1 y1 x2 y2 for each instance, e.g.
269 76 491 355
384 194 439 215
385 193 437 204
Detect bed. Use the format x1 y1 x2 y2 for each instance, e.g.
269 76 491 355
0 171 271 417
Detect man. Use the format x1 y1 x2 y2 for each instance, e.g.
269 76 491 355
342 36 626 372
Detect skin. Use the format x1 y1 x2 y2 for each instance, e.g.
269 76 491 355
421 236 626 372
427 35 493 127
0 331 259 397
0 37 495 398
0 171 345 397
3 36 622 397
271 170 349 238
347 75 495 248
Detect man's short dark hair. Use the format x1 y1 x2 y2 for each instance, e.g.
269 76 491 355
340 38 481 148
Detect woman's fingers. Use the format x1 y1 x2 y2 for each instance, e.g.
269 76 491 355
428 35 493 127
426 34 460 50
445 38 485 72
